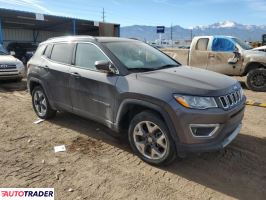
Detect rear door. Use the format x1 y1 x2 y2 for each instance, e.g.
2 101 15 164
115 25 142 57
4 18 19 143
69 42 119 124
207 37 242 75
189 38 209 69
43 42 74 111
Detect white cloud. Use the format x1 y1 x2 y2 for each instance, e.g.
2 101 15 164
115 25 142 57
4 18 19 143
0 0 52 14
246 0 266 12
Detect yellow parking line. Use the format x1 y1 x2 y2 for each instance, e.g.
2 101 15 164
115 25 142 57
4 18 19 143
246 100 266 108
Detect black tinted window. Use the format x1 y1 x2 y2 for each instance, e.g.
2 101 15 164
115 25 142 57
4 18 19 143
75 43 108 70
50 43 73 64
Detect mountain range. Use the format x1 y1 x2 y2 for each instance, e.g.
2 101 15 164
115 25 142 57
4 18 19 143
120 21 266 42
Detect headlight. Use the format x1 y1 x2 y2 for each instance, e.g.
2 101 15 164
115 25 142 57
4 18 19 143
239 87 244 99
16 61 24 68
174 95 218 109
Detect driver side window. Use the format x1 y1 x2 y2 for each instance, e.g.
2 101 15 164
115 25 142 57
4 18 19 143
75 43 109 70
212 38 235 52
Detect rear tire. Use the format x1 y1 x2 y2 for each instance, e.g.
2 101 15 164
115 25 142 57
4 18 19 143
128 111 176 166
32 86 56 119
246 68 266 92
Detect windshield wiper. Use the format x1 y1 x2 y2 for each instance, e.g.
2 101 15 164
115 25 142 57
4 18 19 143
127 67 156 71
156 64 180 70
127 64 179 72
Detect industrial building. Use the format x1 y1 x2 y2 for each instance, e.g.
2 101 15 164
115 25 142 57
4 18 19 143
0 8 120 47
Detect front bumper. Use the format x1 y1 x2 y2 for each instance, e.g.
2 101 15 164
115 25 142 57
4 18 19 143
177 123 242 153
167 96 245 154
0 68 25 80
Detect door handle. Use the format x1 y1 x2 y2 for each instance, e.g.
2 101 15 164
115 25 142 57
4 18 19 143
71 72 81 78
42 65 49 69
208 54 215 58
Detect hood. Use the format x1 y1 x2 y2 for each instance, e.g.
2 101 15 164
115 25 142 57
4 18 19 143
0 55 20 65
245 49 266 56
243 50 266 64
136 66 239 96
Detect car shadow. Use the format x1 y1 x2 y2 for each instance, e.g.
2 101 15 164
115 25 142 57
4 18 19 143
0 79 27 92
50 112 266 200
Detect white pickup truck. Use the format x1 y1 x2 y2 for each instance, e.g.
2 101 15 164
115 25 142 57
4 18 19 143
163 36 266 91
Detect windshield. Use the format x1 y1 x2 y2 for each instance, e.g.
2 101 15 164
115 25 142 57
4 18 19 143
231 38 252 50
104 41 179 70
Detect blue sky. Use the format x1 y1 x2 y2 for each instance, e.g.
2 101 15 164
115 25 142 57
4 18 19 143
0 0 265 27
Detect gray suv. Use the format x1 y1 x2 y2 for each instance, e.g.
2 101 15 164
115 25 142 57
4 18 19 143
27 36 246 165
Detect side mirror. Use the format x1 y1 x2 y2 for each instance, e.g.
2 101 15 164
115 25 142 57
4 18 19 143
228 51 241 65
95 60 117 74
10 51 16 56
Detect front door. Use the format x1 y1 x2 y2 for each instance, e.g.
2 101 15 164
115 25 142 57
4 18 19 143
207 37 242 75
69 42 119 124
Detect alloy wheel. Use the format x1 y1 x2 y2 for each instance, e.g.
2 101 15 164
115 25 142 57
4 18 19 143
133 121 168 160
33 90 47 117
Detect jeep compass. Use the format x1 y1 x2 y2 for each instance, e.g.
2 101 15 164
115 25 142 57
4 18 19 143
27 36 245 165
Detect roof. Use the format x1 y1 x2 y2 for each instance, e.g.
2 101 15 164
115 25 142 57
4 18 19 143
0 8 119 32
194 35 236 39
41 36 137 44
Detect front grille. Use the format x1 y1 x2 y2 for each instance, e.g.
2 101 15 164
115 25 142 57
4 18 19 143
0 64 16 70
219 89 243 109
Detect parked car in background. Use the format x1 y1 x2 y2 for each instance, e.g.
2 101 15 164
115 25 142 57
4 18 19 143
0 44 25 81
6 42 38 64
262 34 266 46
162 36 266 91
253 45 266 53
27 36 245 165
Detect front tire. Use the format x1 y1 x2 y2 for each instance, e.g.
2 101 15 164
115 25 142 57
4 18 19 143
32 86 56 119
128 111 176 166
246 68 266 92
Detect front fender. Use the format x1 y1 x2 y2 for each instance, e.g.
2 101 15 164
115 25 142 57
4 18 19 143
114 98 180 145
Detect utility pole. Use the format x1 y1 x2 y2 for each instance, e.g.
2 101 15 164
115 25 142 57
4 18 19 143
102 8 105 22
170 24 173 40
170 24 173 47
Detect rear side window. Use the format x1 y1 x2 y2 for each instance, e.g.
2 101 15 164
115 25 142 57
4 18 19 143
50 43 73 64
212 38 235 52
195 38 209 51
43 44 53 58
33 45 46 57
75 43 109 70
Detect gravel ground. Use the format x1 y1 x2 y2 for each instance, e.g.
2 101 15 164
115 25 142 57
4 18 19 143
0 78 265 200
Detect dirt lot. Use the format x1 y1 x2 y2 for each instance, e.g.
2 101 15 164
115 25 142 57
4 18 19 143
0 78 265 200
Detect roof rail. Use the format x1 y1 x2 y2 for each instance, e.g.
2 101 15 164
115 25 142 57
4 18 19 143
46 35 97 41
